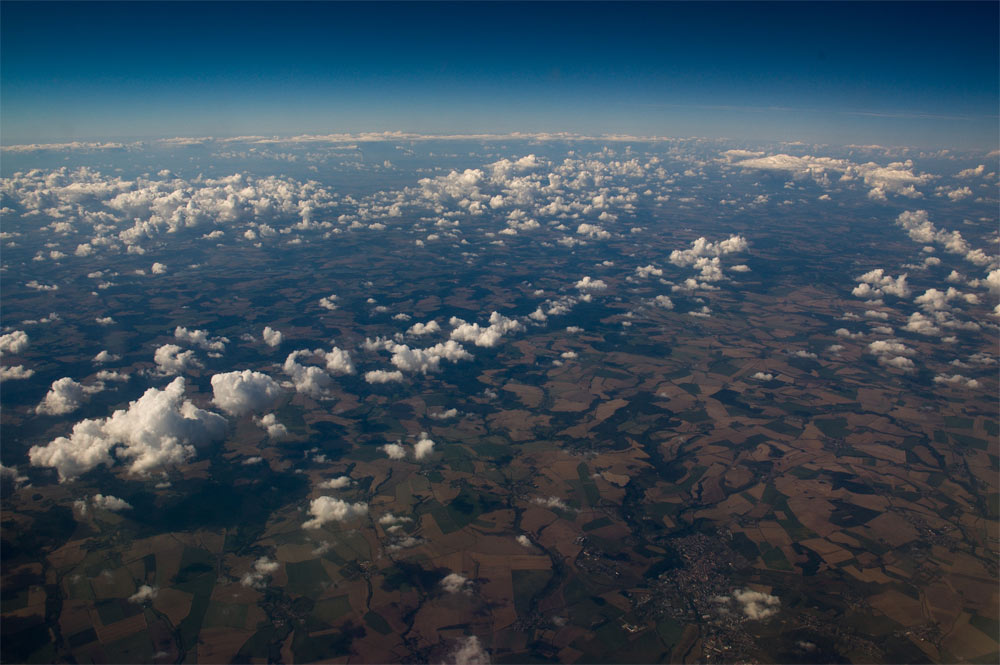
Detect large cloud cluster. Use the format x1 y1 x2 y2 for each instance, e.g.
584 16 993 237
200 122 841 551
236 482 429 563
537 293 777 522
29 377 226 481
728 152 933 200
1 167 337 255
895 210 995 268
393 150 649 241
667 234 749 289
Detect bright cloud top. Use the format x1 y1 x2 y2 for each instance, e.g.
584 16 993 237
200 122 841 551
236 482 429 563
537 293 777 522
29 377 226 481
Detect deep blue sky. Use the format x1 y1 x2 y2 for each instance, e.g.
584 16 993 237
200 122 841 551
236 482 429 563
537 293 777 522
2 1 997 148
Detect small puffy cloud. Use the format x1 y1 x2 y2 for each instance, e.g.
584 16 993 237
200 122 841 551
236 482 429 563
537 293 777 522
732 588 780 620
448 636 490 665
241 557 280 588
880 355 915 371
532 496 570 511
576 223 610 239
151 262 167 274
321 347 356 375
414 433 436 460
253 413 288 439
933 374 980 389
302 496 368 529
36 377 101 415
635 265 663 278
0 330 29 355
382 442 407 460
91 493 132 511
379 512 412 527
93 350 121 364
902 312 942 336
440 572 472 594
387 535 424 551
154 344 202 375
946 186 973 201
211 370 282 416
0 365 35 381
516 535 532 548
984 269 1000 295
29 377 226 481
652 295 674 309
319 294 339 310
318 476 352 489
868 340 915 357
365 369 404 384
751 372 774 381
835 328 863 339
574 276 607 291
408 320 441 336
449 312 524 348
956 164 986 178
283 349 333 397
262 326 283 347
429 408 458 420
128 585 158 604
174 326 228 352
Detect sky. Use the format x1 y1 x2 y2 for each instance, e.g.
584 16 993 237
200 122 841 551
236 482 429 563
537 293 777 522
1 1 997 149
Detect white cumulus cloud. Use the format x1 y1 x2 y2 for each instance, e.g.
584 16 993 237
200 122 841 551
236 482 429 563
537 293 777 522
302 496 368 529
154 344 202 375
0 330 29 355
414 433 436 460
128 585 158 603
262 326 284 347
449 312 524 348
29 377 226 481
211 370 282 416
36 377 102 415
253 413 288 439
